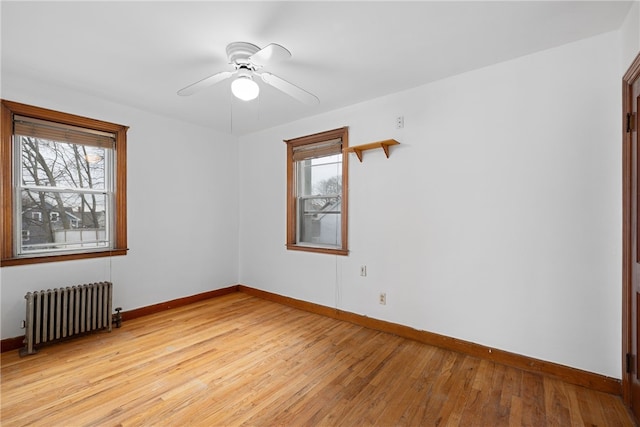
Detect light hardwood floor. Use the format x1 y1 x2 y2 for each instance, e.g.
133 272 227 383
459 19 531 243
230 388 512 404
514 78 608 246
0 292 635 426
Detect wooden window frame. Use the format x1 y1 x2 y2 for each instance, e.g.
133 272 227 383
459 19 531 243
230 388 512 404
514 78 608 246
285 126 349 256
1 100 128 266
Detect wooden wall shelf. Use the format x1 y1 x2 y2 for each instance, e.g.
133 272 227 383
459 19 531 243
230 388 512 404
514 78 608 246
345 139 400 162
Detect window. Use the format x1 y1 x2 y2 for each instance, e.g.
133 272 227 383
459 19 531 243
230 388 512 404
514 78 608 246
285 127 348 255
1 100 128 266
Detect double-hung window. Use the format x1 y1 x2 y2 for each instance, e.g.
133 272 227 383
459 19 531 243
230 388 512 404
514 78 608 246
1 100 128 265
285 127 348 255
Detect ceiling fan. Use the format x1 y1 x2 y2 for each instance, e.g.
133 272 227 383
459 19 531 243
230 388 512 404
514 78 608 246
177 41 319 105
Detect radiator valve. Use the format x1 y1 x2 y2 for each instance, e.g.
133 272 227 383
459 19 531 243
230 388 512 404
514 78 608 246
113 307 123 328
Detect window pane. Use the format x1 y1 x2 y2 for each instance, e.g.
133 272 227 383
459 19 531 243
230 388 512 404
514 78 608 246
19 136 106 190
297 155 342 197
298 196 342 247
311 153 341 166
20 190 109 254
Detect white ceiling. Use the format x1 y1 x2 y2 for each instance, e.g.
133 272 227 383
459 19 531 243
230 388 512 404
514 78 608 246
1 1 633 136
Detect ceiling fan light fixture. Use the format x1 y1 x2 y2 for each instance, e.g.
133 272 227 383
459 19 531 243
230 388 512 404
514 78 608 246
231 75 259 101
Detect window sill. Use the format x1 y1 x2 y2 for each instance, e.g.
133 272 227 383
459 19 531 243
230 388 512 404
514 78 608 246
1 248 128 267
286 244 349 256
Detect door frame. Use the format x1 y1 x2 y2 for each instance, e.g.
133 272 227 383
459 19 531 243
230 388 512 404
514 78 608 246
622 52 640 407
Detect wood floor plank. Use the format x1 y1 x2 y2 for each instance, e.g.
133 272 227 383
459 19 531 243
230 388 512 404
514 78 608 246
509 395 524 427
0 292 634 426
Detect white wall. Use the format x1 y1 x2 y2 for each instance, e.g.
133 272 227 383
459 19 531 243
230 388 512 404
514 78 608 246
621 1 640 67
238 31 622 378
0 74 240 339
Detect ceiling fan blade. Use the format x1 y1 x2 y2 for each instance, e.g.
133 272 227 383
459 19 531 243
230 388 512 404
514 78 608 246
177 71 235 96
249 43 291 66
258 72 319 105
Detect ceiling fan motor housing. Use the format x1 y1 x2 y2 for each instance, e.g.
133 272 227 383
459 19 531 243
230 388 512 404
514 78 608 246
236 66 254 79
226 42 260 67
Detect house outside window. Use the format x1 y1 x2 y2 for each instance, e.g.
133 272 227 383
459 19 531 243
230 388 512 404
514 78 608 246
1 100 128 266
285 127 349 255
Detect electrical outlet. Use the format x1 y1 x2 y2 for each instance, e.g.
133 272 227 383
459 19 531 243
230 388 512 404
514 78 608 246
20 320 25 329
395 115 404 129
360 265 367 277
379 292 386 305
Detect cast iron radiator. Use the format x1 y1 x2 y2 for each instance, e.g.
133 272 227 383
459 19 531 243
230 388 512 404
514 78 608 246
20 281 113 356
